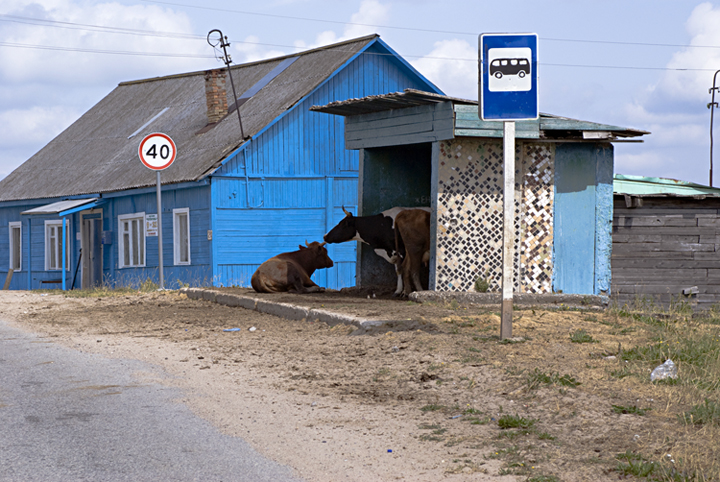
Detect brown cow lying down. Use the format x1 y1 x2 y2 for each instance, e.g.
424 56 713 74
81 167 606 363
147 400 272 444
251 241 334 293
394 209 431 296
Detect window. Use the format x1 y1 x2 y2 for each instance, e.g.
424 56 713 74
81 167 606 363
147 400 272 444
9 222 21 271
173 208 190 265
118 213 146 268
45 220 70 271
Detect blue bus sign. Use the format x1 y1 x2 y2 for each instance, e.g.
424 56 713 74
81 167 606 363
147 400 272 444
479 33 538 121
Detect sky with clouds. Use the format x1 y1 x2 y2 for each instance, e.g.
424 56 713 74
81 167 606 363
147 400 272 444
2 0 720 186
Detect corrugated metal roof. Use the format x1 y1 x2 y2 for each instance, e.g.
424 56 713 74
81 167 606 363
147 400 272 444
21 198 98 215
614 174 720 197
310 88 475 115
311 90 649 139
0 35 381 202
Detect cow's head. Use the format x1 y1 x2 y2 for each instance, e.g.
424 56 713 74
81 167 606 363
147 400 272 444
300 240 334 269
323 206 356 244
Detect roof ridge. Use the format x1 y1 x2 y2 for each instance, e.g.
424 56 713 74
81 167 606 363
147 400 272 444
119 34 380 87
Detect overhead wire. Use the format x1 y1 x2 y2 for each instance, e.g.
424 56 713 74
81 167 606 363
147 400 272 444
0 9 718 70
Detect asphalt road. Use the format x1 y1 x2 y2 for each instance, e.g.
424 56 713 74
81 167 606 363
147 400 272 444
0 320 305 482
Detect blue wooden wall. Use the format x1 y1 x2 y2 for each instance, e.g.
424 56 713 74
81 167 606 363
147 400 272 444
0 184 211 290
553 143 614 295
211 40 442 289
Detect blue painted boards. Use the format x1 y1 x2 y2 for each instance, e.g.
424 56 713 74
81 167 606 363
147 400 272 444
553 144 613 295
211 40 442 290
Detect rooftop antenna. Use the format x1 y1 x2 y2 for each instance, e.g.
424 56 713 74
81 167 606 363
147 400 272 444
707 69 720 187
207 29 246 140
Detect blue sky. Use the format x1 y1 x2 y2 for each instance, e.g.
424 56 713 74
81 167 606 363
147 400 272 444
1 0 719 185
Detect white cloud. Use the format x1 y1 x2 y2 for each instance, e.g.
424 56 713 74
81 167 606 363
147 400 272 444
0 105 79 147
652 2 720 105
411 39 477 99
0 1 209 85
0 0 211 180
294 0 390 50
231 35 287 63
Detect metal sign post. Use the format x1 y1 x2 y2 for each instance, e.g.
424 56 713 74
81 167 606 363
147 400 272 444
138 133 177 290
480 33 538 340
501 121 515 339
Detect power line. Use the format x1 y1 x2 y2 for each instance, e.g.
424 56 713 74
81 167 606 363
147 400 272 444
0 41 215 58
1 39 714 73
139 0 720 51
1 11 718 71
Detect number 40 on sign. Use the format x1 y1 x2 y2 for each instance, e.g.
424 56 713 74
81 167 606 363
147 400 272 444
138 133 176 171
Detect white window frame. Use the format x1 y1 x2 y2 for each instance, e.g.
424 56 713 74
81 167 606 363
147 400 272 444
9 222 21 272
173 208 191 266
118 212 146 268
44 220 70 271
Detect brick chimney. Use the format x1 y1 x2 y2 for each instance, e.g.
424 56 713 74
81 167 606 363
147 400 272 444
204 69 228 124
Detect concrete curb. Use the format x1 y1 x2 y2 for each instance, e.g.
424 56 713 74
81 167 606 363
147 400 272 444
410 291 608 310
180 288 380 329
180 288 607 331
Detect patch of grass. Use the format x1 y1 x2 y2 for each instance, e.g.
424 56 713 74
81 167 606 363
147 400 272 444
612 404 651 416
526 368 580 390
497 429 533 440
467 416 491 425
474 270 490 293
497 414 536 430
527 476 560 482
680 399 720 426
418 423 442 430
420 404 444 412
569 328 597 343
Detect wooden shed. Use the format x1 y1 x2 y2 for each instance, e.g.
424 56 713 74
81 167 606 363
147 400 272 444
613 174 720 308
312 90 648 296
0 35 441 291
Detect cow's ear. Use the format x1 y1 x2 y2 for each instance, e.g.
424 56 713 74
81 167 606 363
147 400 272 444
298 244 305 250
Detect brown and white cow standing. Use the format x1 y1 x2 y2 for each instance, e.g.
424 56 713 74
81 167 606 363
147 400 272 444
251 241 334 293
393 209 431 296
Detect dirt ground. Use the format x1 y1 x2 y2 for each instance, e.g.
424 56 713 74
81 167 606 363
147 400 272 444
0 288 684 481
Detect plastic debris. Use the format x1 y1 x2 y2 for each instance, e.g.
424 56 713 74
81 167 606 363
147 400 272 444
249 327 257 332
650 359 678 382
223 328 241 332
387 449 392 453
450 414 463 419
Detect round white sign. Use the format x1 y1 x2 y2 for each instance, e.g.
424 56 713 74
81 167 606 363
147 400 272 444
138 133 177 171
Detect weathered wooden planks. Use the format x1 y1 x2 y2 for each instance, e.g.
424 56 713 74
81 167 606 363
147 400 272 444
611 196 720 307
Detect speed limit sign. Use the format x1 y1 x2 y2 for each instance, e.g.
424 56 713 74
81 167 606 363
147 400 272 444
138 133 176 170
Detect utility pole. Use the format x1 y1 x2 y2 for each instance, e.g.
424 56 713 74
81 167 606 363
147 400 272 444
707 69 720 187
207 29 246 140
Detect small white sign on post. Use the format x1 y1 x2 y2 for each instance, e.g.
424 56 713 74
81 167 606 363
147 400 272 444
145 214 158 237
138 133 177 290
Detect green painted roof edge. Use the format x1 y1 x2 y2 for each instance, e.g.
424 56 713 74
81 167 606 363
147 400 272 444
614 174 720 197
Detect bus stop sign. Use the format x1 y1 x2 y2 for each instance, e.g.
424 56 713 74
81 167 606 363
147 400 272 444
479 33 538 121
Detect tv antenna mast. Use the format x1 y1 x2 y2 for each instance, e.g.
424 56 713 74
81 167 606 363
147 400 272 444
207 29 246 140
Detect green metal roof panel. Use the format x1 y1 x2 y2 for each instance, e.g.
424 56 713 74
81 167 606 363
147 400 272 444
614 174 720 197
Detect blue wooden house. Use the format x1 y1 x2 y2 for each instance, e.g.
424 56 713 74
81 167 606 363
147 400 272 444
0 35 442 290
312 90 649 296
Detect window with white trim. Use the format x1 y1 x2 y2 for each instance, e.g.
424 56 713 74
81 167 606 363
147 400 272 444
173 208 190 265
44 220 70 271
9 222 21 271
118 213 146 268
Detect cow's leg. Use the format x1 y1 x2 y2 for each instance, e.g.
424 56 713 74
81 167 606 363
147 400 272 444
287 265 324 294
393 261 404 296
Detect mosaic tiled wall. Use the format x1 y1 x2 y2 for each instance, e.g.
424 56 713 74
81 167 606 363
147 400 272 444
435 139 554 293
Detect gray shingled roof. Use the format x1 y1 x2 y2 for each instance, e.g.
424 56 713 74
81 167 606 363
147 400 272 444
0 35 380 202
